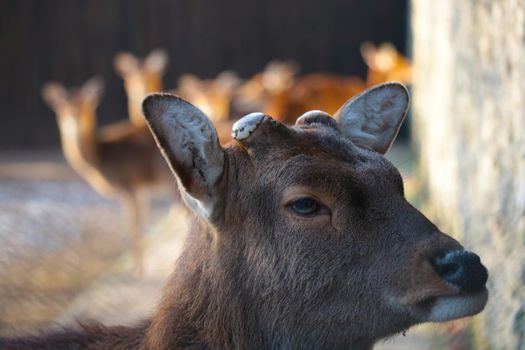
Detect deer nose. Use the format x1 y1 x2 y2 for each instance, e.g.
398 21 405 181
430 250 488 293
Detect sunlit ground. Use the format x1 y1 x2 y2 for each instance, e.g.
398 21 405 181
0 145 473 349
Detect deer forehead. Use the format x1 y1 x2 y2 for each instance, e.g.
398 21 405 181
229 127 397 190
232 110 338 142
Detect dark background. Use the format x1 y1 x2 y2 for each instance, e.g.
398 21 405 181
0 0 408 149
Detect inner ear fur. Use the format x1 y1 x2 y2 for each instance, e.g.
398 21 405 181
142 93 224 218
333 82 409 154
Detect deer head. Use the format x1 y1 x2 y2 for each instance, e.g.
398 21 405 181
114 49 169 125
42 77 105 166
361 43 412 86
42 77 104 120
234 60 299 113
142 82 488 349
42 77 104 141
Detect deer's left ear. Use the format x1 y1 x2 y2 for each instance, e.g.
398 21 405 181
334 82 409 154
79 76 105 105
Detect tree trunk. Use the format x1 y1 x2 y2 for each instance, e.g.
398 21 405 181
411 1 525 348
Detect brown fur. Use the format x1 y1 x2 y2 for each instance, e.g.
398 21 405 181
142 126 460 349
2 84 486 349
0 323 149 349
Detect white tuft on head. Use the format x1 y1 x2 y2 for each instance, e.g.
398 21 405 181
299 110 331 118
232 112 267 140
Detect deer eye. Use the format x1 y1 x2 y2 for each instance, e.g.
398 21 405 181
289 197 320 216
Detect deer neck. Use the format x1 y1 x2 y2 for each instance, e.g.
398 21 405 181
124 78 148 125
145 218 244 349
146 217 374 350
57 112 100 176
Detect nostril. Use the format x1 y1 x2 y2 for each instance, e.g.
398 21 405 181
435 261 461 278
430 250 488 293
431 253 463 283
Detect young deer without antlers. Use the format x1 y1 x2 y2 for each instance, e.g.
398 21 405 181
3 82 488 349
235 46 411 125
41 77 170 271
114 49 169 127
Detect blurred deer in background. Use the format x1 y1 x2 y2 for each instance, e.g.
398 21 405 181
234 60 299 118
114 49 169 127
235 61 367 124
6 82 488 349
234 43 411 124
115 47 239 143
262 73 366 123
41 77 170 272
361 42 412 87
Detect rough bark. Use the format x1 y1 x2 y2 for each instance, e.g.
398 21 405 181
412 0 525 348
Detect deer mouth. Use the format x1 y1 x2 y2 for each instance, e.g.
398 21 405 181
413 288 488 322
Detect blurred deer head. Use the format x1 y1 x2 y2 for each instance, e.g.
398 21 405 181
114 49 169 126
176 70 241 123
42 77 105 160
234 60 299 113
361 42 412 86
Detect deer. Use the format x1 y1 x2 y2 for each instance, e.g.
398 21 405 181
261 73 367 123
115 48 238 143
234 44 411 125
234 61 367 124
41 77 170 272
2 82 488 349
114 49 169 127
276 42 414 120
234 60 299 119
361 42 412 87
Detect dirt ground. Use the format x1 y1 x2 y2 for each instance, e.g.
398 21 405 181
0 148 472 349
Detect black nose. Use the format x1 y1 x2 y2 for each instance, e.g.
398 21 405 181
430 250 488 293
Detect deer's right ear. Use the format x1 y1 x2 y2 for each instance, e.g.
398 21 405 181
79 76 105 105
142 93 225 218
114 52 140 75
334 82 409 154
